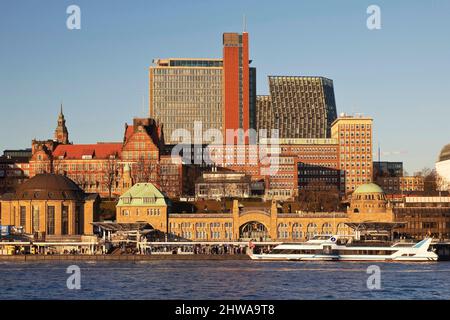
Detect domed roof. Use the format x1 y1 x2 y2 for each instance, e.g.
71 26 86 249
353 183 384 194
14 174 85 200
438 144 450 162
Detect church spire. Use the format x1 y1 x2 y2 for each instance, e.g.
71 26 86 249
55 104 69 144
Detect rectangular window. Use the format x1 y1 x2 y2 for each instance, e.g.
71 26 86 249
32 206 39 233
143 197 156 204
423 222 437 229
47 206 55 235
75 206 83 235
62 206 69 235
20 206 26 228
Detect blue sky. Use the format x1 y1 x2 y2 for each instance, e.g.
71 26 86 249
0 0 449 173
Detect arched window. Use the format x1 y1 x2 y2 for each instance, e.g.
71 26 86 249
277 223 289 239
239 222 269 241
337 223 353 236
322 222 333 235
306 223 318 239
292 223 303 240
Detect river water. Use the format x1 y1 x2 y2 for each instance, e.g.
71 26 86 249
0 260 449 299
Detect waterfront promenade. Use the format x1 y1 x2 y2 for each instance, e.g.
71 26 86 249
0 253 251 262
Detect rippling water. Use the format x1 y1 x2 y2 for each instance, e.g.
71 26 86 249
0 260 449 299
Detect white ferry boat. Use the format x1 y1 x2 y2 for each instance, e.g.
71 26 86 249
248 236 438 262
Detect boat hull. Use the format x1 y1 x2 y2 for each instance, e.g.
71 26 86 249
249 254 438 262
249 237 439 262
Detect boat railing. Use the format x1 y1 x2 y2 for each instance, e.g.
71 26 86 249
395 239 417 243
346 241 393 247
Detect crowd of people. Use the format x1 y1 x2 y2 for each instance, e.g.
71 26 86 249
133 243 252 255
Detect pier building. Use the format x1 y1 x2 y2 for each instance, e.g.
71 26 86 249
115 182 397 242
0 173 99 238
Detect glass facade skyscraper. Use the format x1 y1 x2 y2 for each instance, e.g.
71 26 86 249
256 95 272 133
149 33 254 145
150 58 223 144
256 76 337 139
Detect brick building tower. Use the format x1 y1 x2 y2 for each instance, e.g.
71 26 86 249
54 104 69 144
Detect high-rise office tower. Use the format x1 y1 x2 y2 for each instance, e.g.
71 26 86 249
222 32 250 143
331 114 373 195
149 32 254 145
249 67 257 131
256 76 337 139
149 58 223 144
256 95 272 133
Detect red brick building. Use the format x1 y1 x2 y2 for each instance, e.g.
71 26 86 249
51 143 122 196
28 111 183 198
223 32 250 142
204 138 341 200
280 139 340 194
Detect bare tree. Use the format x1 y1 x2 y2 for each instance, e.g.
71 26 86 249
52 158 65 175
297 180 340 212
436 172 449 193
417 167 439 195
0 176 21 195
72 173 88 191
33 160 51 174
131 156 159 185
102 157 119 200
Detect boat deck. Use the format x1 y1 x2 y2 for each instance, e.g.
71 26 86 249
345 241 394 247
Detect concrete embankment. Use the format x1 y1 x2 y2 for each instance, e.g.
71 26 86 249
0 254 251 262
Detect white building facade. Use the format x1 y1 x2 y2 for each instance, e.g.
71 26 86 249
436 144 450 191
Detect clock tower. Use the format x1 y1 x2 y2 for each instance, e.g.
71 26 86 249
54 104 69 144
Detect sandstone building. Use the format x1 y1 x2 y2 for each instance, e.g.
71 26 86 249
0 174 99 238
114 182 400 242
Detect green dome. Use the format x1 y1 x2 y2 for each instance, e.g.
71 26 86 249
353 183 384 194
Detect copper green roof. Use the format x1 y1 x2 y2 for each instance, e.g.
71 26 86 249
117 183 168 207
353 183 384 194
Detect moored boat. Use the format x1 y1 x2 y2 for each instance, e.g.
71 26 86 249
248 235 438 262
